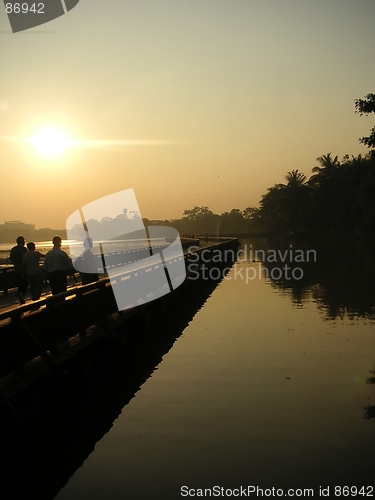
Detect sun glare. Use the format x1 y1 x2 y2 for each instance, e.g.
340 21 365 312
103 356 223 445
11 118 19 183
31 127 71 157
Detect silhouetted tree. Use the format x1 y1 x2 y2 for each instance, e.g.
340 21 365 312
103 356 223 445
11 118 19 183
307 153 342 232
285 169 307 188
181 206 218 234
182 206 213 220
259 170 310 235
259 184 287 234
355 93 375 156
310 153 339 184
242 207 260 220
219 209 245 234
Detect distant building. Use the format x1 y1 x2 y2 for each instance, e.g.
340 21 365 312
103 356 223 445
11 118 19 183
0 220 35 243
2 220 35 231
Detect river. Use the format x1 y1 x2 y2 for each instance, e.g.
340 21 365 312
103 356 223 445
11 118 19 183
22 237 375 497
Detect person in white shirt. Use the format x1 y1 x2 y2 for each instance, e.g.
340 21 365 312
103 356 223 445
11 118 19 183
21 242 44 300
43 236 72 295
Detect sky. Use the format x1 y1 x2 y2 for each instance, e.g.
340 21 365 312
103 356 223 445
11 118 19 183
1 0 375 229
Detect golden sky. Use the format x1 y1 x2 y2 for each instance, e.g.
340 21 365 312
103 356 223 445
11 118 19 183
1 0 375 228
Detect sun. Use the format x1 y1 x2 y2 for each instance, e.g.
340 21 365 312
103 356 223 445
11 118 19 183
31 127 71 157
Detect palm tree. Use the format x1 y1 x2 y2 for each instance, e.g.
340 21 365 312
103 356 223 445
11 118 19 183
259 168 312 235
285 169 307 188
308 153 340 232
310 153 339 185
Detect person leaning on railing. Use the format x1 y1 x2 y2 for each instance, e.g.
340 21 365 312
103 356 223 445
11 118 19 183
42 235 73 295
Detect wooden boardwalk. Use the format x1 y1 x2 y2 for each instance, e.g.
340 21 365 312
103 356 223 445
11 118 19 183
0 238 215 315
0 238 240 417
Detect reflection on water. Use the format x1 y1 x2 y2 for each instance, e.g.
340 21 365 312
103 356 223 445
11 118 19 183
5 237 374 498
257 236 375 320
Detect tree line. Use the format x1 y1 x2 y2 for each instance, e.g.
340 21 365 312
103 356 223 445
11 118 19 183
162 93 375 237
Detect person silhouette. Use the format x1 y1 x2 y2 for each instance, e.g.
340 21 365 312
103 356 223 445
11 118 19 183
81 237 99 285
43 236 72 295
9 235 28 304
21 242 44 301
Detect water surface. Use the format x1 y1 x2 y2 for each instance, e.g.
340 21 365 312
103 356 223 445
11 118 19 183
52 237 375 498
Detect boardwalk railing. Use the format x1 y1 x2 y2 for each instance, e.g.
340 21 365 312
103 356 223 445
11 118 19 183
0 239 198 294
0 239 239 391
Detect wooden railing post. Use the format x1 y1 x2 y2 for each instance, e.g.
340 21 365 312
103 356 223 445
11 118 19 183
80 296 116 337
18 319 65 377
